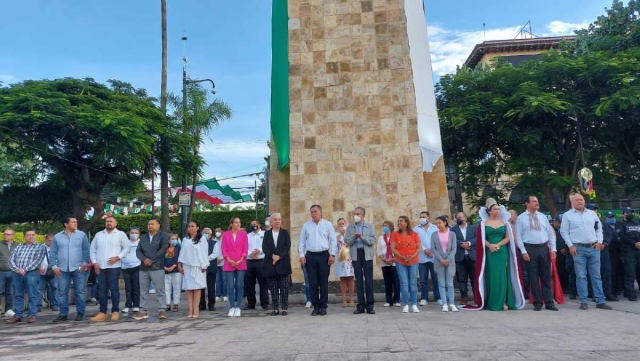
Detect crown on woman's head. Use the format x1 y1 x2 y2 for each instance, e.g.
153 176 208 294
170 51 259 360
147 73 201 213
485 198 498 209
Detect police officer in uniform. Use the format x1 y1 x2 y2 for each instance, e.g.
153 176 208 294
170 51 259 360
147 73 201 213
601 212 619 301
616 207 640 301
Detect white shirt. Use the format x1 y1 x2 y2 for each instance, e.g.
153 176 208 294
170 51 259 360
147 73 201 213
178 236 209 268
377 235 395 267
559 208 603 247
459 225 469 255
90 228 131 269
414 224 438 263
272 231 280 248
209 239 221 262
298 218 338 258
247 230 265 260
516 211 556 254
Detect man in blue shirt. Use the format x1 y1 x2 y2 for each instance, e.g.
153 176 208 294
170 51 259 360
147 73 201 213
414 211 440 306
50 216 90 322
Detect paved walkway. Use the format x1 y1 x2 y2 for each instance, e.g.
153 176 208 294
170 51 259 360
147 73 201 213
2 293 639 360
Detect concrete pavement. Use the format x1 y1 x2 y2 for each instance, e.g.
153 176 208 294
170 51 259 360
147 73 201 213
1 293 639 361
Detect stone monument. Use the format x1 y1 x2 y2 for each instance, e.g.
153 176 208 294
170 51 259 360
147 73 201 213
269 0 450 281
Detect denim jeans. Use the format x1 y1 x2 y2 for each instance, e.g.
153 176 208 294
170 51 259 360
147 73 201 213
215 266 227 297
122 266 140 308
38 275 59 308
301 264 311 302
436 265 456 305
396 263 419 306
573 245 605 304
0 270 14 311
225 270 245 309
418 262 440 301
58 270 88 317
13 270 41 318
97 267 121 313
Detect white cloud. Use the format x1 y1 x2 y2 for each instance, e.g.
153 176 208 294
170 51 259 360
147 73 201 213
0 74 17 84
427 20 589 76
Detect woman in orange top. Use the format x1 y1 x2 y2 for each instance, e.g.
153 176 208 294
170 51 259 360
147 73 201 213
390 216 422 313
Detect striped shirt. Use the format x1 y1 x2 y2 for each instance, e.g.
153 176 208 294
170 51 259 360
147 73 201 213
9 242 47 273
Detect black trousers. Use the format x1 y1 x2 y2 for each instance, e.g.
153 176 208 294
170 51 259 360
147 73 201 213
610 248 624 294
556 252 568 293
352 249 374 311
122 266 140 308
623 245 640 300
600 247 613 297
268 274 289 310
455 256 476 298
381 266 400 304
306 251 330 310
524 243 554 307
245 259 269 308
199 273 217 308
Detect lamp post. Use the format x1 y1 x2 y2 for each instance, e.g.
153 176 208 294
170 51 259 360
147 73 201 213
180 35 217 238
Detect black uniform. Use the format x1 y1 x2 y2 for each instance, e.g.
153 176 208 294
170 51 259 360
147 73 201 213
615 218 640 301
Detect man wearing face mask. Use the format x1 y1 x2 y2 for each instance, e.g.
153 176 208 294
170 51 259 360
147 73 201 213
263 216 272 232
601 212 619 301
213 227 227 302
414 211 440 306
451 212 477 305
344 207 377 314
199 228 217 311
244 219 269 310
616 207 640 301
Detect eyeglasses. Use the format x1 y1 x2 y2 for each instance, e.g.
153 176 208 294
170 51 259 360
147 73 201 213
3 234 13 236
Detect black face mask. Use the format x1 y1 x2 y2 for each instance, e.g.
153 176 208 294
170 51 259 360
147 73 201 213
456 219 464 226
625 214 634 221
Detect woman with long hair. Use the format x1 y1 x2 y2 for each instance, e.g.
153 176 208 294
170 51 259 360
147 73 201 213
431 216 458 312
378 220 400 307
177 221 209 318
221 217 249 317
390 216 422 313
335 218 355 307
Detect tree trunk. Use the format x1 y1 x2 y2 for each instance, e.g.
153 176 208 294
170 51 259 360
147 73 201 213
73 189 104 234
159 0 170 231
543 184 557 216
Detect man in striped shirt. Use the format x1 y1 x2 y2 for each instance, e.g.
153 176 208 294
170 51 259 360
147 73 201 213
6 229 47 324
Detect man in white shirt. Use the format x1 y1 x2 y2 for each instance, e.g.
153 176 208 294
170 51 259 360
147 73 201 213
213 227 228 302
89 217 131 322
414 211 440 306
244 219 269 310
516 195 558 311
299 204 338 316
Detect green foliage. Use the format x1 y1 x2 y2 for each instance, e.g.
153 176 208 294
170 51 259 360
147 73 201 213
0 186 72 224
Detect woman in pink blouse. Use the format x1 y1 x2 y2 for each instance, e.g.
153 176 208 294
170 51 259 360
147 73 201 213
221 217 248 317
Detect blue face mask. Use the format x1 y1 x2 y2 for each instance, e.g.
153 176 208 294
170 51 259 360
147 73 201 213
170 240 178 246
607 218 616 225
250 225 257 232
383 226 390 234
130 234 138 240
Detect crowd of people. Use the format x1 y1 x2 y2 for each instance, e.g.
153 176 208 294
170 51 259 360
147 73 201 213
1 192 639 324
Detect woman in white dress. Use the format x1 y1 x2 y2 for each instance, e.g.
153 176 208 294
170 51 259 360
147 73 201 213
177 220 209 318
336 218 355 307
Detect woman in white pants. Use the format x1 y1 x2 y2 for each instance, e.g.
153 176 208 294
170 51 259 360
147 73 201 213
164 234 182 312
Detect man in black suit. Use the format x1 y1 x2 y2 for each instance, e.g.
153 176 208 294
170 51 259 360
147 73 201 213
451 212 477 305
133 219 169 320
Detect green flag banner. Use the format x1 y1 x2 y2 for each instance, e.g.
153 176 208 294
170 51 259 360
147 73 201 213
271 0 290 170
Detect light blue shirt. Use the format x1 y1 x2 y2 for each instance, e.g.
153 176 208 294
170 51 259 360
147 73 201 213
414 224 437 263
298 219 338 258
559 208 603 247
50 230 90 272
355 223 364 249
516 211 556 254
121 241 141 269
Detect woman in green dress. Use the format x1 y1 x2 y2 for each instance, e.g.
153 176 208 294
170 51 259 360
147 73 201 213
462 198 525 311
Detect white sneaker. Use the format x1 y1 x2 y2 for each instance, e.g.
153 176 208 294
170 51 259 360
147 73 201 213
5 309 15 317
305 301 312 308
394 303 401 307
122 308 130 313
437 299 444 306
215 297 220 302
89 298 97 302
227 308 234 317
442 304 449 312
235 308 241 317
383 303 390 307
419 299 427 306
449 304 459 312
223 297 229 302
132 307 140 312
149 289 156 294
402 305 409 313
411 305 420 313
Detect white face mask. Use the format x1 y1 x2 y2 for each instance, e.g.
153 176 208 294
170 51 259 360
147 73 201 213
419 218 428 226
340 226 346 232
354 215 361 223
265 220 271 227
215 232 222 238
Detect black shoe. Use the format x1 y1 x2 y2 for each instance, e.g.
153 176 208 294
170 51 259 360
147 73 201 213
270 310 279 316
243 305 255 310
628 298 638 301
353 309 365 314
533 306 542 311
605 296 619 302
261 306 269 311
199 306 206 311
75 313 84 321
319 308 327 316
311 309 319 316
208 306 216 311
569 295 577 300
546 306 559 311
281 310 288 316
596 303 612 310
367 309 376 314
579 303 588 310
52 315 68 323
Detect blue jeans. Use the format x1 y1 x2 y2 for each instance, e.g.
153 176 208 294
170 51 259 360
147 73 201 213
38 275 59 308
301 264 311 302
419 262 440 301
58 270 88 317
97 267 121 313
13 270 40 318
436 266 456 305
215 266 227 297
225 270 245 309
573 245 605 304
0 270 14 311
396 263 419 306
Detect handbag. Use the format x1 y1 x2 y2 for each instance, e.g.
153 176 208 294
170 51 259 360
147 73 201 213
44 249 55 278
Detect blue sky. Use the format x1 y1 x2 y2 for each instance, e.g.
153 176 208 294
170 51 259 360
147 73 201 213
0 0 613 195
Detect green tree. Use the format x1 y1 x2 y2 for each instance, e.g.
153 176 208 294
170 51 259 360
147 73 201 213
0 77 191 231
